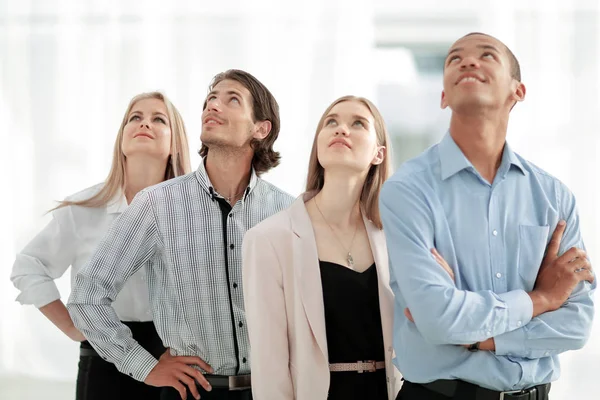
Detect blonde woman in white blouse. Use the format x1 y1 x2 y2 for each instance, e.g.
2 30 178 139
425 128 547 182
10 92 191 400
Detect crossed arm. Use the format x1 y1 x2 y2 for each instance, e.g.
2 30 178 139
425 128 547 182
380 181 595 359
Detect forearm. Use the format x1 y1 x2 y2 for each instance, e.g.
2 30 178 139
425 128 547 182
67 300 158 381
39 299 85 341
494 283 595 358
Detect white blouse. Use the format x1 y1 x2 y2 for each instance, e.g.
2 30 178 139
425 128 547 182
10 183 153 322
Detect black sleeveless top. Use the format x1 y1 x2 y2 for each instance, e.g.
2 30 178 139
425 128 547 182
319 260 388 399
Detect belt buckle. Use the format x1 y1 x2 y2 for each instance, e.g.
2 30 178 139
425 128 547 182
499 386 537 400
358 360 377 374
227 375 251 391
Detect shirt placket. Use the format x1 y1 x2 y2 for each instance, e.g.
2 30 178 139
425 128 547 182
488 186 507 295
227 202 250 374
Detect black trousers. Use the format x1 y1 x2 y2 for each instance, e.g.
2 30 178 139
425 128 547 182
397 380 550 400
160 386 252 400
75 321 165 400
397 381 451 400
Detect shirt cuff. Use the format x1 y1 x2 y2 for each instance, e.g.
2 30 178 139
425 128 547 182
15 281 61 308
119 343 159 382
497 289 533 331
494 325 527 356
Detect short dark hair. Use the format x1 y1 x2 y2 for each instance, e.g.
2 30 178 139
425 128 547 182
460 32 521 81
199 69 281 176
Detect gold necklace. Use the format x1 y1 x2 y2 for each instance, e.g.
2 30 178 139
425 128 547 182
314 197 359 268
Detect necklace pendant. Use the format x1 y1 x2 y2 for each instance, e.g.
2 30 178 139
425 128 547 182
347 252 354 268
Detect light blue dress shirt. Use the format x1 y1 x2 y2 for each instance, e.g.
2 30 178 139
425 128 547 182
380 132 595 391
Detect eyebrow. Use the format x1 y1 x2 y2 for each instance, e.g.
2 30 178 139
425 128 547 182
447 44 501 57
207 89 244 99
325 113 371 124
129 110 168 119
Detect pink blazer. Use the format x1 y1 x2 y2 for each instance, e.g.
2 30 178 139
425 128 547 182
242 196 402 400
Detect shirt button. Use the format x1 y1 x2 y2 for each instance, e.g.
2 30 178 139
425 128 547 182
129 373 133 377
229 214 233 218
496 273 502 278
517 321 522 327
233 283 238 289
230 244 235 250
486 331 492 336
239 321 244 328
492 230 498 236
242 357 247 363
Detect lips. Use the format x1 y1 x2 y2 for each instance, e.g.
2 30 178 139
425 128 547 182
203 114 224 125
329 138 351 149
134 133 153 139
456 73 485 85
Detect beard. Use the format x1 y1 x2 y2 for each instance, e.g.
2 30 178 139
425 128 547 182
200 125 255 156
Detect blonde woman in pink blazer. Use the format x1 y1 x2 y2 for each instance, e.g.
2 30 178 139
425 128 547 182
243 95 402 399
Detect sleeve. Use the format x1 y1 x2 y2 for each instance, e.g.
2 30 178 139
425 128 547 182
494 183 596 358
380 180 532 345
10 205 78 308
67 191 161 382
242 227 294 399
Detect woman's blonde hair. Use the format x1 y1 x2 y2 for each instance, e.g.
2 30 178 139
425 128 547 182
306 95 392 229
54 92 191 210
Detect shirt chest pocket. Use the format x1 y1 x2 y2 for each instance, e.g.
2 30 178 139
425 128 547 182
518 225 550 291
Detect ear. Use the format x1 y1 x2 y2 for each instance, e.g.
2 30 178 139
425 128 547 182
511 81 526 103
371 146 386 166
441 91 448 109
253 120 272 140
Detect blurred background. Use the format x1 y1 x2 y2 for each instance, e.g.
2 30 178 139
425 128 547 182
1 0 599 398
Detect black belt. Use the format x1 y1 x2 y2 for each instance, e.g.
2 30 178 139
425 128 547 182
419 380 551 400
80 347 251 391
80 346 99 357
203 375 251 391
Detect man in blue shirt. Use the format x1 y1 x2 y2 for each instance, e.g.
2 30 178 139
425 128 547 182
380 32 596 400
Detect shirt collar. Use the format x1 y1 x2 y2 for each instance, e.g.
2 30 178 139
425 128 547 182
194 157 258 203
499 141 528 178
439 132 527 181
106 189 128 214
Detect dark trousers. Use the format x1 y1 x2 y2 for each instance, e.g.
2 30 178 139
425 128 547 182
160 386 252 400
397 381 451 400
76 355 162 400
397 380 550 400
75 321 165 400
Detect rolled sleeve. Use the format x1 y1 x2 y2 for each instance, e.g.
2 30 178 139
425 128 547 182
11 206 78 308
15 278 62 308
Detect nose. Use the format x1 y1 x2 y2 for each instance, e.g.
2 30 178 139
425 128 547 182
460 56 480 70
334 124 349 136
206 97 222 113
139 120 150 129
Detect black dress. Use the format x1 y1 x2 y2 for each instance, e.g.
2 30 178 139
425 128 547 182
319 260 388 400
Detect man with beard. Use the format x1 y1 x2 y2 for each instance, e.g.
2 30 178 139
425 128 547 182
68 70 294 400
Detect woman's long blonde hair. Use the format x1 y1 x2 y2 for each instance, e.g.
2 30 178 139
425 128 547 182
306 95 392 229
54 92 191 210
